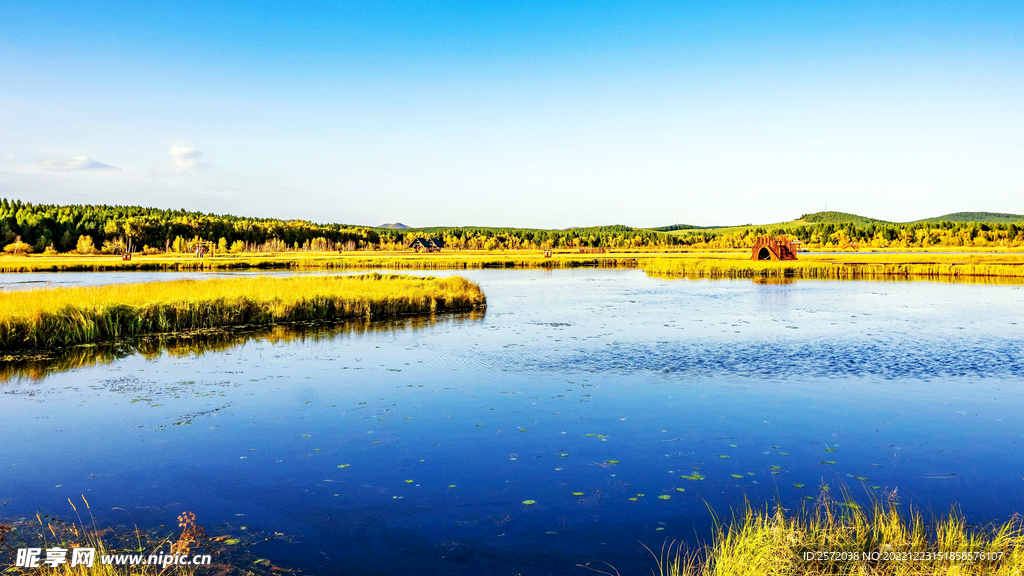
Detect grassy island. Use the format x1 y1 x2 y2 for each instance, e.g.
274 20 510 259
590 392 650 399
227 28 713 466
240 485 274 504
0 273 485 351
643 253 1024 281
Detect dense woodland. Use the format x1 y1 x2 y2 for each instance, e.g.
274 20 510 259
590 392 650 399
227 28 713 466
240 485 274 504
677 220 1024 249
1 199 1022 254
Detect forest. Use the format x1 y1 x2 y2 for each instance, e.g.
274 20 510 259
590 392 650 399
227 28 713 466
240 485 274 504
2 199 1023 254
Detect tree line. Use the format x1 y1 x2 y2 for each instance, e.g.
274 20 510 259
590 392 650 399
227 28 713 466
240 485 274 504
3 199 1021 254
675 220 1024 249
0 200 684 253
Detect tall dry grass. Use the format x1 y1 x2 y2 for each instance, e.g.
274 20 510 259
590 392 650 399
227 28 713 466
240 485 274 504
0 273 485 351
633 498 1024 576
1 497 205 576
642 257 1024 281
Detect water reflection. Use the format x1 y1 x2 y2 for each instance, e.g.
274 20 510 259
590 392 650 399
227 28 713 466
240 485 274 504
0 310 485 384
646 270 1024 285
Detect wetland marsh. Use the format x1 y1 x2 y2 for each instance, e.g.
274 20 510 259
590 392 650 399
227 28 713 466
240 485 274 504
1 269 1023 575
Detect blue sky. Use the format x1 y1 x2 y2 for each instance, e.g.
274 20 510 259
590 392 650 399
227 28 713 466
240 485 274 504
1 1 1022 227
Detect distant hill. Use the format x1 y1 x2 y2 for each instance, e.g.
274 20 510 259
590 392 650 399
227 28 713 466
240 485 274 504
915 212 1024 224
378 222 410 229
662 209 1024 237
650 224 700 232
798 211 888 225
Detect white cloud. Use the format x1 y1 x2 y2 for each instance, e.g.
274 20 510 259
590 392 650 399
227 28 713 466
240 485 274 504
169 145 205 171
41 156 119 172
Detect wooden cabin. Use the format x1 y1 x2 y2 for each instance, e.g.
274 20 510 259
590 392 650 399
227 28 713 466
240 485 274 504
750 235 798 261
407 237 445 253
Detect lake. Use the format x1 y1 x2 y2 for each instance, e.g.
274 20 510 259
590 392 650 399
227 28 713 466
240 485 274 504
2 269 1023 575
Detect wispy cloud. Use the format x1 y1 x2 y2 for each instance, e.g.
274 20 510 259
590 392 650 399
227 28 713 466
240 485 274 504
41 156 120 172
169 145 206 171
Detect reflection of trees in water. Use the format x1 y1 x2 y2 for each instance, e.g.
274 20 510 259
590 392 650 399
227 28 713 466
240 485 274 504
0 310 484 383
647 271 1024 286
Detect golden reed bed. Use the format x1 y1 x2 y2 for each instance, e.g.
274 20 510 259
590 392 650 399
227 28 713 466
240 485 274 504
629 499 1024 576
0 273 485 351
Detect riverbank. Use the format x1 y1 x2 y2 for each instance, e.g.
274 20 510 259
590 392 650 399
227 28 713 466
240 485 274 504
3 250 1024 280
643 253 1024 280
0 273 485 351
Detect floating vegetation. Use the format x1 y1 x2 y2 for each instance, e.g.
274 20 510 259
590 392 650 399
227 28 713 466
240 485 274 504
717 455 730 459
337 464 350 468
658 495 671 500
604 460 620 465
675 488 686 492
680 473 706 481
794 483 805 488
522 500 536 506
730 474 744 479
821 461 837 465
0 273 486 351
572 492 585 496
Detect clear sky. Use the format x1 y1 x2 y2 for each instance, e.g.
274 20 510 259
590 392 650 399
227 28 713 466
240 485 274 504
2 1 1022 228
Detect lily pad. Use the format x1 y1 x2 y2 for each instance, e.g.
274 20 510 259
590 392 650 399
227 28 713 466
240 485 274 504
794 483 805 488
337 464 350 468
404 479 414 483
604 460 620 465
224 539 240 546
730 474 744 479
717 455 729 459
572 492 585 496
821 461 837 465
675 488 686 492
522 500 536 505
658 495 671 500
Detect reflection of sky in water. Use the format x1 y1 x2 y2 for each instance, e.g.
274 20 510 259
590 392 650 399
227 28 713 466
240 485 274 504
1 269 1023 575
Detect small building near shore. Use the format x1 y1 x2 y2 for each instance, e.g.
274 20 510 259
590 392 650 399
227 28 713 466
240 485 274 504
750 235 798 261
408 237 445 252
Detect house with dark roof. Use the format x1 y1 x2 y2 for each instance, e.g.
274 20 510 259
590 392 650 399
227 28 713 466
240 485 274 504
407 237 445 253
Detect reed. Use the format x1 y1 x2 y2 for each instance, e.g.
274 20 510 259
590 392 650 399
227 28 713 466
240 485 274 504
641 256 1024 281
0 273 485 351
0 252 642 273
639 498 1024 576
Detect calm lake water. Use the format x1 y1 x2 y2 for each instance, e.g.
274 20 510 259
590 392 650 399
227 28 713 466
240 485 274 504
2 269 1024 575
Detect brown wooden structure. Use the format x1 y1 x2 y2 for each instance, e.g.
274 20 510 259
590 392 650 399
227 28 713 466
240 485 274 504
750 235 798 261
407 237 445 253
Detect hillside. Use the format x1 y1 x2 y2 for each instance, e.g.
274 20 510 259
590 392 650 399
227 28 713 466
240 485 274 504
378 222 410 229
663 210 1023 236
798 211 888 225
915 212 1024 224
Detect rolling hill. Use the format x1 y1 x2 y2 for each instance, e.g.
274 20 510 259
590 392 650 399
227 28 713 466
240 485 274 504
914 212 1024 224
658 210 1023 236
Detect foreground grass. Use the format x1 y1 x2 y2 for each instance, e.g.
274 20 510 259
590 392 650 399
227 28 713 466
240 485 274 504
1 497 264 575
634 500 1024 576
0 273 485 351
